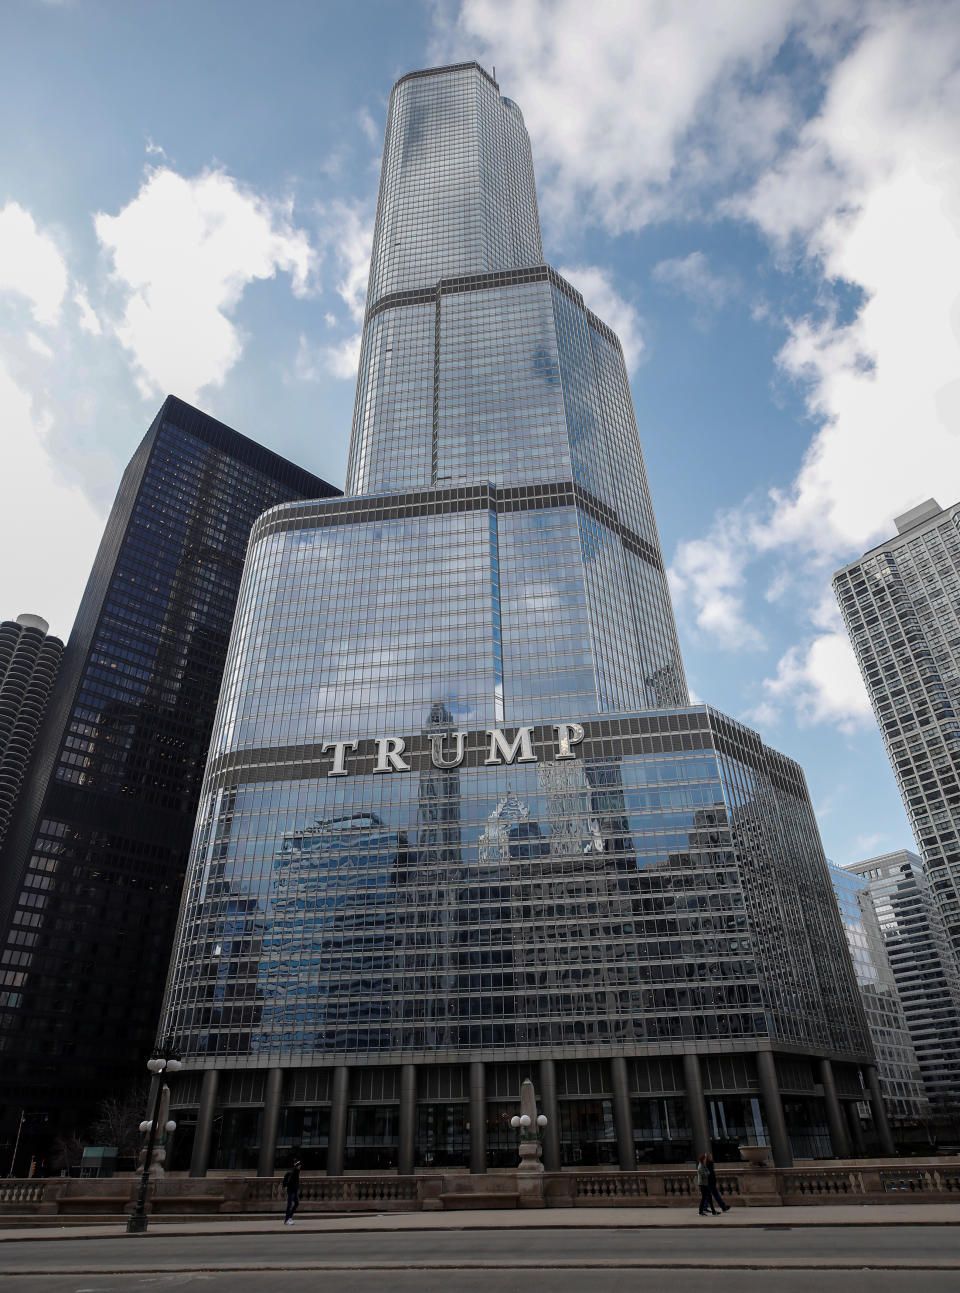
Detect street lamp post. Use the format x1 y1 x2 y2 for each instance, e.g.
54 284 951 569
509 1077 549 1172
126 1034 182 1235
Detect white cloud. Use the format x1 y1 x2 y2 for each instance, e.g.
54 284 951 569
73 288 102 336
0 358 104 637
320 200 373 324
762 630 873 733
295 331 362 383
25 331 54 359
306 200 374 382
438 0 821 233
95 166 317 402
0 202 68 326
652 251 737 318
744 11 960 559
558 264 644 372
668 511 764 650
358 108 380 146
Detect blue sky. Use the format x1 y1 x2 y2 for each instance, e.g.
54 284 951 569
1 0 959 868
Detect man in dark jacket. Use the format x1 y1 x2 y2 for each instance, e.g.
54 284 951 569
706 1153 731 1213
283 1159 301 1225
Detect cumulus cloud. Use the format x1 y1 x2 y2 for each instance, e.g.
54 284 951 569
761 631 873 733
0 358 104 637
558 264 645 372
668 511 764 650
741 9 960 560
652 250 738 321
95 166 317 402
437 0 820 233
312 200 374 382
0 202 68 325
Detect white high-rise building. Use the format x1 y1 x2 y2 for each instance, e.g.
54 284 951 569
844 850 960 1107
834 499 960 965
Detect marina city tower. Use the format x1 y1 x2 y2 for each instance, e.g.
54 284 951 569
161 64 884 1174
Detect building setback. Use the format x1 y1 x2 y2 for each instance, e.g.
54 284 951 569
845 851 960 1108
829 863 929 1121
161 63 883 1176
0 396 337 1153
0 615 63 851
834 499 960 966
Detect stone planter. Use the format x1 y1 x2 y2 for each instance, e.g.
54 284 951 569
739 1145 771 1166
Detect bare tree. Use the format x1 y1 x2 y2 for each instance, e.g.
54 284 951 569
48 1136 83 1174
87 1079 151 1158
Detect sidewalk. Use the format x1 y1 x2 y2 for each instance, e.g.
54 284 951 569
1 1202 958 1242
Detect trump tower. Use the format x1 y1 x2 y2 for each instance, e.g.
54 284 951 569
159 63 888 1176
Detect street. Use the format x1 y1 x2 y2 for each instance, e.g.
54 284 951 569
0 1224 958 1290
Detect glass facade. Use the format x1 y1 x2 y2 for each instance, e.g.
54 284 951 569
162 63 875 1172
830 863 929 1119
0 397 337 1146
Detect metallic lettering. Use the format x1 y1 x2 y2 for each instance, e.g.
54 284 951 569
322 739 359 776
484 726 536 766
430 730 466 768
554 722 585 759
375 736 411 773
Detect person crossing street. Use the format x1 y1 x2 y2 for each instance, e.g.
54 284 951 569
282 1159 301 1225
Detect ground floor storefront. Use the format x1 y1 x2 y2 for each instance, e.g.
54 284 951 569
166 1050 893 1176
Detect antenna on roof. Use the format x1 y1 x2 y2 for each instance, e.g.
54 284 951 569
493 65 496 82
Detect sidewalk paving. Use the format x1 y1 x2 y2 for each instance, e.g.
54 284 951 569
1 1202 958 1243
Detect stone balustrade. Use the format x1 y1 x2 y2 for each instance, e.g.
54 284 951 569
1 1162 959 1219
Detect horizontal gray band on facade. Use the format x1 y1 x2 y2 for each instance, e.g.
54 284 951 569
204 709 806 799
364 262 622 352
251 479 664 572
164 1042 875 1092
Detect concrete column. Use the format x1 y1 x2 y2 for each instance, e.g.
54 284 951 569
257 1067 284 1177
326 1065 349 1176
469 1061 486 1174
865 1064 896 1157
756 1051 793 1168
682 1052 710 1158
190 1069 219 1178
818 1059 851 1158
539 1058 561 1172
398 1064 416 1176
844 1100 866 1157
610 1056 635 1170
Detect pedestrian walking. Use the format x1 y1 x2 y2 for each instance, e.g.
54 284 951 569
282 1159 301 1225
696 1153 718 1215
706 1153 731 1212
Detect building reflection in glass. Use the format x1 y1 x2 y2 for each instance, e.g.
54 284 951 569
255 812 408 1054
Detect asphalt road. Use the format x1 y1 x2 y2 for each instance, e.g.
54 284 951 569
0 1224 959 1291
2 1274 960 1293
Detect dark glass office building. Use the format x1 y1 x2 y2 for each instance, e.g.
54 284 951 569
161 65 885 1176
0 397 337 1154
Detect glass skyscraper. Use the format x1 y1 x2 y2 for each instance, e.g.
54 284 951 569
162 64 883 1175
0 397 337 1154
845 850 960 1109
829 862 928 1122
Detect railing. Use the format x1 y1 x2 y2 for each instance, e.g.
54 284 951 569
881 1168 960 1194
0 1182 45 1205
782 1170 862 1198
3 1164 960 1218
661 1174 694 1198
576 1174 649 1200
246 1176 421 1206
